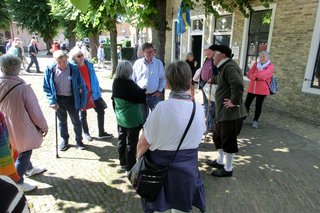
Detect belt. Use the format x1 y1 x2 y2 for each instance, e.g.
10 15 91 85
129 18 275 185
146 91 157 96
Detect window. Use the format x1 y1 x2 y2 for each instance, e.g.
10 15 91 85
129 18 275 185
311 42 320 88
173 21 181 61
192 19 203 33
213 14 233 46
244 10 272 75
303 2 320 94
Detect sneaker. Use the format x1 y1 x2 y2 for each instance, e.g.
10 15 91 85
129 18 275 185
17 182 37 192
84 133 93 141
26 69 31 73
210 168 233 177
25 167 47 177
59 141 69 151
98 132 113 139
77 141 87 150
252 121 259 129
36 71 43 73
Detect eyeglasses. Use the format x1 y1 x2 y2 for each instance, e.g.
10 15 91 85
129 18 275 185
144 50 154 54
77 54 84 58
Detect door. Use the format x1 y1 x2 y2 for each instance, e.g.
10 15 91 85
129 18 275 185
191 35 202 65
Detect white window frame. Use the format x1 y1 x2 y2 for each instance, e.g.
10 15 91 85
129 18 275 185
213 13 234 47
171 19 182 62
188 15 206 64
240 3 277 77
302 2 320 95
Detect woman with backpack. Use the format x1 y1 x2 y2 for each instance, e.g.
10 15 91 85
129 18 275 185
244 51 274 129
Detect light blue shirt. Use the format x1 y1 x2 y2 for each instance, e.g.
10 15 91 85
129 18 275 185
132 57 166 94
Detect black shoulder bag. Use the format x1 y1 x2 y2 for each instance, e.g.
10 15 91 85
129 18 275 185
127 100 196 202
0 82 23 104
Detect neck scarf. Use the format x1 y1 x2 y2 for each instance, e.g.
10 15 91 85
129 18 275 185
257 60 271 71
169 91 192 100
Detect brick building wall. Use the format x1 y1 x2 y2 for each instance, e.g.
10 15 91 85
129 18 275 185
166 0 320 124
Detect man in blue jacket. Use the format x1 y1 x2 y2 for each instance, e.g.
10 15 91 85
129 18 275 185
43 50 88 151
69 47 113 141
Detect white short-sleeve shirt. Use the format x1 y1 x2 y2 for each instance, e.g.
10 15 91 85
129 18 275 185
144 99 206 151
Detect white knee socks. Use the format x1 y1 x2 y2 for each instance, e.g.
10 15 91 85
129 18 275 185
224 153 235 172
216 149 224 164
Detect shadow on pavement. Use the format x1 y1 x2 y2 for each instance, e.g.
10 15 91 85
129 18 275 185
28 175 143 213
199 123 320 212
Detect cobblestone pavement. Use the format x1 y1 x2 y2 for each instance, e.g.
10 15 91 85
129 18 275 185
18 53 320 213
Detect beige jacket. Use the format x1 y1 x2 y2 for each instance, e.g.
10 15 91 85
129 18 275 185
0 76 48 153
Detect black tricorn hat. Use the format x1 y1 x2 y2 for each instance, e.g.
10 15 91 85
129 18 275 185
214 45 233 58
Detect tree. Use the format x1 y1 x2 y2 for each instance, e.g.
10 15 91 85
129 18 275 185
123 0 166 60
0 0 10 29
49 0 80 48
8 0 59 54
70 0 128 76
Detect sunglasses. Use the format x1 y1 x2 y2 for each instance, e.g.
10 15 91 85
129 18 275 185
77 54 84 58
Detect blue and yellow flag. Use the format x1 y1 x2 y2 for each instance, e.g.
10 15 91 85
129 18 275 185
177 2 191 35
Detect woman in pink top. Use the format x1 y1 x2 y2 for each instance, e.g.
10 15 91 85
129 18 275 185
244 51 274 128
0 54 48 192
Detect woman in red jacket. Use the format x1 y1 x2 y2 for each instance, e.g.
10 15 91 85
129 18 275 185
244 51 274 128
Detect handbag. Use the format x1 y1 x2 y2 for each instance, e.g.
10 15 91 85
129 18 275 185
127 100 196 202
203 83 217 102
85 92 96 109
266 76 279 95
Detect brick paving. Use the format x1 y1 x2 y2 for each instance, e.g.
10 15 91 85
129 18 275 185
18 53 320 213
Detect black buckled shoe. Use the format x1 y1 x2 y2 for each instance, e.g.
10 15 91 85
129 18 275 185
210 168 233 177
206 159 224 169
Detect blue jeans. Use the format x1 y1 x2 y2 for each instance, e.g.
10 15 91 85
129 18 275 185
57 96 82 144
15 150 33 184
140 95 161 123
202 89 215 131
27 55 40 72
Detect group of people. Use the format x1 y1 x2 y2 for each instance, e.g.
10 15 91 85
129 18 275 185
0 38 274 212
5 37 41 73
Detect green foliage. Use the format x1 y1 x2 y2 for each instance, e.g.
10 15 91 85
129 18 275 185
104 46 111 60
8 0 59 39
89 57 98 64
123 0 161 30
70 0 90 12
121 39 131 47
0 0 10 29
102 46 134 61
121 47 135 60
201 0 273 17
49 0 79 39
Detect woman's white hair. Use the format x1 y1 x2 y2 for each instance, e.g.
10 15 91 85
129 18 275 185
259 50 270 57
53 50 67 60
115 60 133 79
68 46 83 61
0 54 21 76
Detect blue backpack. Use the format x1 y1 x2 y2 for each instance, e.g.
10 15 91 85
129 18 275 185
268 76 279 95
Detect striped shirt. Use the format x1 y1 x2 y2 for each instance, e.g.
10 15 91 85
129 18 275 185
54 65 72 96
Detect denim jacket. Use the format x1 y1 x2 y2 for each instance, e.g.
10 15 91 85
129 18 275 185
43 62 87 110
83 60 102 101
